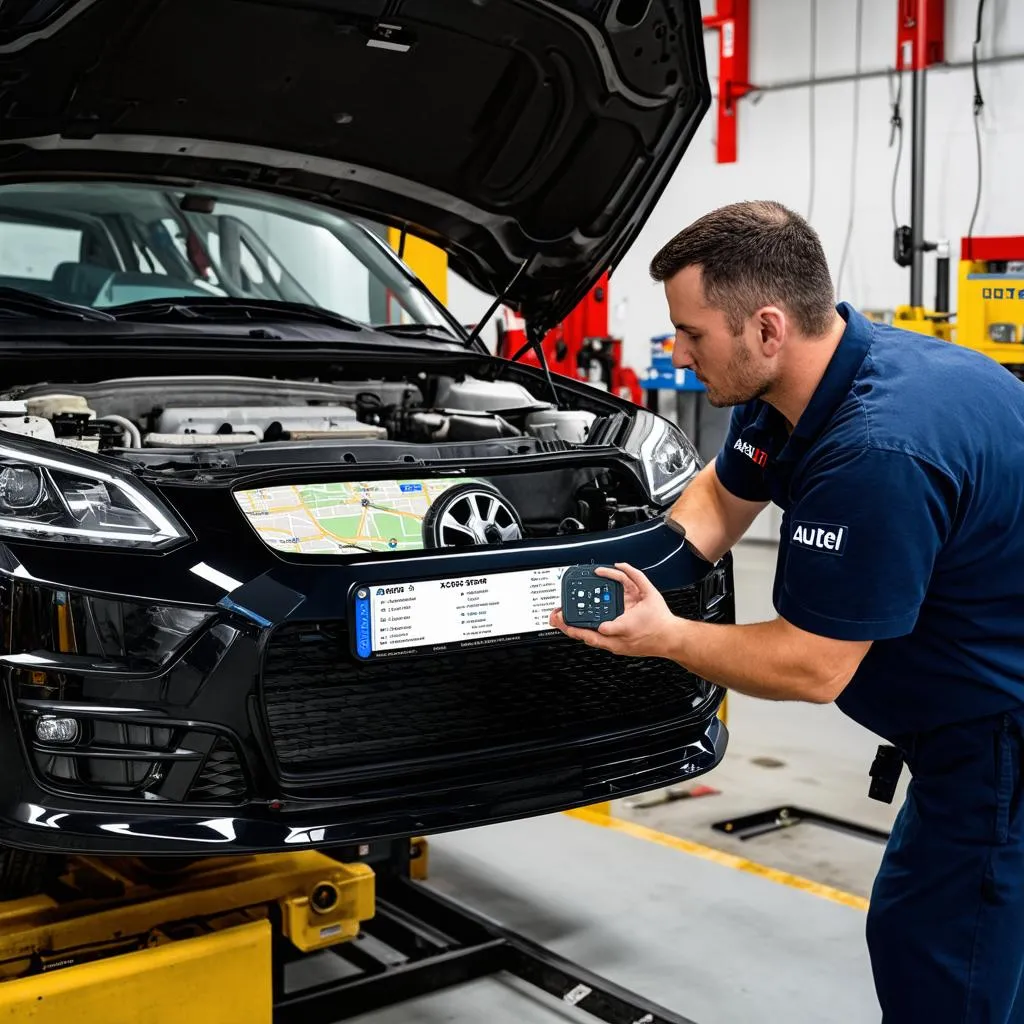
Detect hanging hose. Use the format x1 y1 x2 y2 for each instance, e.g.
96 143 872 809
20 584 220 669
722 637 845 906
966 0 988 243
836 0 865 297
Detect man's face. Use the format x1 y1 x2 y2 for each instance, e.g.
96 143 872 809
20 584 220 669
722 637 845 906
663 266 773 408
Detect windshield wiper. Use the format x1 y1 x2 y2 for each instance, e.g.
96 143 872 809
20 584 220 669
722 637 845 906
0 287 115 322
107 297 366 332
371 322 461 341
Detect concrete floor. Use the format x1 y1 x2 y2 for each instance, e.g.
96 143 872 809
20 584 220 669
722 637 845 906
346 814 880 1024
615 539 907 898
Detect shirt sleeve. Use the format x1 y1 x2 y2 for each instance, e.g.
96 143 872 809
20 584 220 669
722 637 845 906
713 403 772 503
776 445 955 641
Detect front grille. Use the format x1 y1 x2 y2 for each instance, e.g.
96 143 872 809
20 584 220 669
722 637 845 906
261 585 718 776
187 738 247 803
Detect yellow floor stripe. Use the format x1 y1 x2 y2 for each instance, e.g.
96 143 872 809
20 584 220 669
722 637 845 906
565 808 870 912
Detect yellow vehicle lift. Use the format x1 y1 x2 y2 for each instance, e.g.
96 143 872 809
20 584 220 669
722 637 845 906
0 835 694 1024
894 235 1024 377
953 236 1024 363
0 849 375 1024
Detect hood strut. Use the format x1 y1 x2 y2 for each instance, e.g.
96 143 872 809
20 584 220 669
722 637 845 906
463 256 534 356
450 248 562 408
525 323 562 409
498 309 561 409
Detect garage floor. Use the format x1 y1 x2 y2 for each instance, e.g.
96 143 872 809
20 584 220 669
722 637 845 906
344 812 879 1024
333 540 891 1023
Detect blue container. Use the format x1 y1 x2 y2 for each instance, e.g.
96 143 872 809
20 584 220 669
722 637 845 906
642 334 705 392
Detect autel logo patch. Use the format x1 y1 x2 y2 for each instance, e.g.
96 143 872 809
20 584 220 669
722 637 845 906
733 438 768 467
791 521 847 555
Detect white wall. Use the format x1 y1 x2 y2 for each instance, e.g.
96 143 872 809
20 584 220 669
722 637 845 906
448 0 1024 372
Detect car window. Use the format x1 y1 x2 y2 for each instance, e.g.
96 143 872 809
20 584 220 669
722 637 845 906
195 203 381 323
0 182 457 334
0 220 82 281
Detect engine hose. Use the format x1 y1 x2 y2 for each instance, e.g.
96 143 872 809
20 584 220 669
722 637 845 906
98 414 142 448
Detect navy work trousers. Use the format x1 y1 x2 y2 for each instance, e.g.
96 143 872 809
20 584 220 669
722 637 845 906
867 710 1024 1022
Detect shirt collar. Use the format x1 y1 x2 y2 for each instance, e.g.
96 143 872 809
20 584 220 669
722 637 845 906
777 302 873 461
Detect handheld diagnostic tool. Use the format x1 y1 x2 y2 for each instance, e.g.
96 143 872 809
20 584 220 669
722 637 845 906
560 564 624 629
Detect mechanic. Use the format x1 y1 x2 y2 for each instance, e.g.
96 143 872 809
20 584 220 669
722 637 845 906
551 200 1024 1022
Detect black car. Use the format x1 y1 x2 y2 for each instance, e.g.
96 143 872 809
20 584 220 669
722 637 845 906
0 0 730 895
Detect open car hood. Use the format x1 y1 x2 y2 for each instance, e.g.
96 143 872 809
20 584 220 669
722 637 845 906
0 0 709 333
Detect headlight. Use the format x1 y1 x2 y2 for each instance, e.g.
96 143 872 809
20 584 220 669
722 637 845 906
636 414 699 504
0 443 186 549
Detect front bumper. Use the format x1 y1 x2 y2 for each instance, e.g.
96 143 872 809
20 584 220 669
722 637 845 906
0 517 731 856
0 716 727 855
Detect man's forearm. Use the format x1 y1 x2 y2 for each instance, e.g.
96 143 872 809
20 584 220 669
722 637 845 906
663 616 856 703
668 464 766 564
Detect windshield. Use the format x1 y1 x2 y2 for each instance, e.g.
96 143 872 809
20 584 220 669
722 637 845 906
0 181 459 334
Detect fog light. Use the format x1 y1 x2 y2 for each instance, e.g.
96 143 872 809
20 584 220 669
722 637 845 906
35 716 79 744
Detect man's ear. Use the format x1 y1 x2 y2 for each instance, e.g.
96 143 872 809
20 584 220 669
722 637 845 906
758 306 786 358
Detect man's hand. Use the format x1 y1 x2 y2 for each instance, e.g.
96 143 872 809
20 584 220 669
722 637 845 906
549 563 678 657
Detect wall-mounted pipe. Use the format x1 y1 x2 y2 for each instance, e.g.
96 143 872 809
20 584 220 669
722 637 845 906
744 50 1024 97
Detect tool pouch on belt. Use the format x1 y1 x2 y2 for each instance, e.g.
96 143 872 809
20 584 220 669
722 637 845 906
868 744 904 803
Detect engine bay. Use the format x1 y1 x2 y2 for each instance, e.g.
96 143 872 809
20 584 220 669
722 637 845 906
0 373 672 548
0 374 598 453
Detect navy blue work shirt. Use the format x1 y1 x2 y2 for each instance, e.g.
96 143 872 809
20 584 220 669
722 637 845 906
715 302 1024 742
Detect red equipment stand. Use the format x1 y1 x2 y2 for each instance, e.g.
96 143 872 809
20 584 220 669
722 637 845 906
496 273 643 406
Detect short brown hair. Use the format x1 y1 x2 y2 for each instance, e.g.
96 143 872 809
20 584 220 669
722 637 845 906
649 200 836 336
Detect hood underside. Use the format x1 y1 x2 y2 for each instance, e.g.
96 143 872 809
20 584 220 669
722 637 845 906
0 0 709 331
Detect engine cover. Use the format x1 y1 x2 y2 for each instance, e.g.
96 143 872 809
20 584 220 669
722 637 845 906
154 405 386 441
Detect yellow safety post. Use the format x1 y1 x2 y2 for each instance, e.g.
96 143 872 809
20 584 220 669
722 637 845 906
409 837 430 881
387 228 448 306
